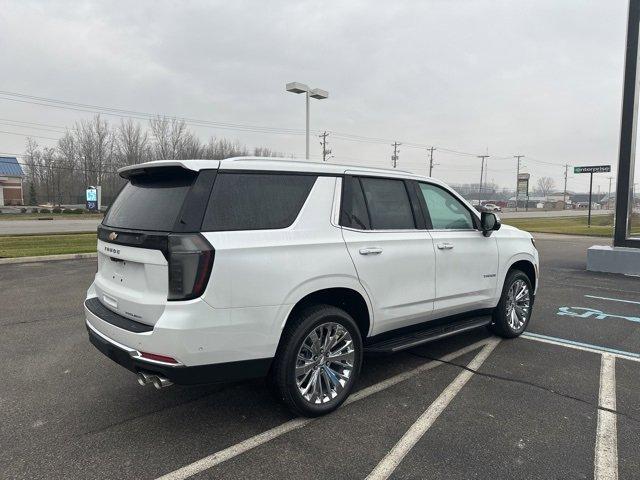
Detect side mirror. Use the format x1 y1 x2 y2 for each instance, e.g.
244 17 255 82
481 211 501 237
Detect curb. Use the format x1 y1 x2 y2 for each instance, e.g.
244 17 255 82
0 252 97 265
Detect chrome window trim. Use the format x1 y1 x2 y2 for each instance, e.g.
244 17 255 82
340 226 427 234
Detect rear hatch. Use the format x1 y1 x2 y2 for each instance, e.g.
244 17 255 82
94 164 217 326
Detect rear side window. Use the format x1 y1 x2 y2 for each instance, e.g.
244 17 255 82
340 176 371 230
359 177 415 230
202 173 317 231
103 167 196 232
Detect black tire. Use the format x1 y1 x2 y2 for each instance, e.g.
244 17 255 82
269 304 363 417
489 270 534 338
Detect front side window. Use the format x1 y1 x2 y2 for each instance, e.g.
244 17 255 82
418 183 474 230
359 177 415 230
202 172 317 231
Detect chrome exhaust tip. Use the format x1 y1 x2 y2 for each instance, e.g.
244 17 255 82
152 376 173 389
137 372 155 386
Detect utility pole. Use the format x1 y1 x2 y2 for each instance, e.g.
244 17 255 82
319 131 332 162
607 176 613 210
391 142 401 168
477 155 490 204
563 164 569 209
427 146 436 176
514 155 524 212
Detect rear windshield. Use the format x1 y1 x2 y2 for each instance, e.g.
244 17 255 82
202 172 317 231
103 167 196 232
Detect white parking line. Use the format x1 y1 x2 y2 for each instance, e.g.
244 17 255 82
522 332 640 363
594 354 618 480
156 338 492 480
365 338 500 480
585 295 640 306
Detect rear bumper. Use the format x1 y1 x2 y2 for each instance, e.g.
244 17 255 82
86 320 272 385
84 282 281 384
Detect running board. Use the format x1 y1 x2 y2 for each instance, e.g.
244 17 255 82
364 315 492 354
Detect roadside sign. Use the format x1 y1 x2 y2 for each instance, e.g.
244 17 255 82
86 186 101 212
574 165 611 174
517 178 529 195
516 173 529 210
572 165 611 227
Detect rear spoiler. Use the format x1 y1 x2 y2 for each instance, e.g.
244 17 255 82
118 160 220 179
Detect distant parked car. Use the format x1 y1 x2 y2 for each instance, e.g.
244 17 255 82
475 203 501 213
483 203 502 212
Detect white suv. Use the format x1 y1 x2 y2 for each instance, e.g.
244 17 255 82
85 157 538 416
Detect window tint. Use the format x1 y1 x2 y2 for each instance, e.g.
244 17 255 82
103 167 196 232
418 183 474 230
340 176 370 229
202 173 316 231
359 177 415 230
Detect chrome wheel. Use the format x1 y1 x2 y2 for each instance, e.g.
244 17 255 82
505 279 530 331
295 322 355 405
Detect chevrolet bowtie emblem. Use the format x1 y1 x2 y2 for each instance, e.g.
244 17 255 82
108 232 118 241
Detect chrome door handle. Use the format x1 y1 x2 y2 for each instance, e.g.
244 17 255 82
359 247 383 255
436 242 454 250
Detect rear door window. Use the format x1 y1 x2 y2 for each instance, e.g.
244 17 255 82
340 176 371 230
103 167 196 232
202 172 317 231
359 177 415 230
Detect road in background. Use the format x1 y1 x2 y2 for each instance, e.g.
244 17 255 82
500 209 613 219
0 218 101 235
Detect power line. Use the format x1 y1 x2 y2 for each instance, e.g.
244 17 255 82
0 129 59 141
0 90 572 170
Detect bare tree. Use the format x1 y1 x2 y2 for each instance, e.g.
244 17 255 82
116 119 149 166
21 114 281 207
537 177 556 199
149 116 191 159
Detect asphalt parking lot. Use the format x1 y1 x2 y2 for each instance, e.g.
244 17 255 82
1 234 639 479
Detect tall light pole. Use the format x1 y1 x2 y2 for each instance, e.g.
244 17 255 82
286 82 329 159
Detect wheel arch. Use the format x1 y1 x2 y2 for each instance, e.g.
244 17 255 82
506 258 537 292
282 286 372 340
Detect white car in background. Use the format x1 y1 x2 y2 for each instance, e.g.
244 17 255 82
85 158 539 416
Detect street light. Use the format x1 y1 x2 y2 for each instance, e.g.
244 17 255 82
286 82 329 159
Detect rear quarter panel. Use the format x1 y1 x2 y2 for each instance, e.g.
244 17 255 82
200 176 366 336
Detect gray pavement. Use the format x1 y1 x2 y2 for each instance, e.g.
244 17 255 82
1 236 639 479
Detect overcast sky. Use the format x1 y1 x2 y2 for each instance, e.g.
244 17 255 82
0 0 633 193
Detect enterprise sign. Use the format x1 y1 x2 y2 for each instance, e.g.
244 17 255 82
574 165 611 174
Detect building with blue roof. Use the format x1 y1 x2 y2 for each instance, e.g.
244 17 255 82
0 156 24 206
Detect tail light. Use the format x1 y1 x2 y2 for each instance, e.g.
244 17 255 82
167 233 214 301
